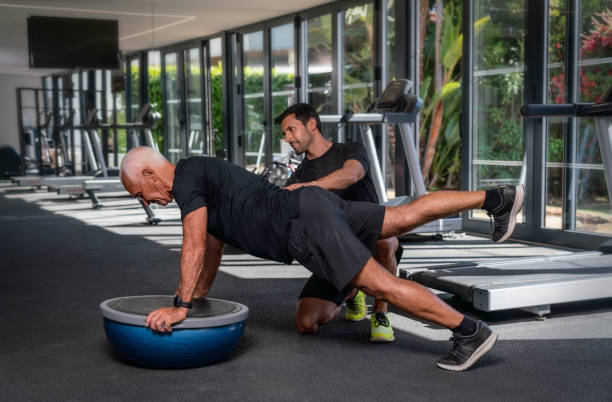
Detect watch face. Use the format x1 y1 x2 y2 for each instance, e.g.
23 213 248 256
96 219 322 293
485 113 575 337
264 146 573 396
173 295 180 308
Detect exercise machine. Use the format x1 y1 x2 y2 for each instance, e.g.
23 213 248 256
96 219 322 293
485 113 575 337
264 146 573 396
400 87 612 317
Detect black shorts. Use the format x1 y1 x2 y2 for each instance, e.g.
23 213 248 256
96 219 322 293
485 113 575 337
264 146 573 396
287 186 386 292
298 274 354 306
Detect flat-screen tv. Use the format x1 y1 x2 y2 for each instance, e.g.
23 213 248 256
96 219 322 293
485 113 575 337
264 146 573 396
28 16 119 69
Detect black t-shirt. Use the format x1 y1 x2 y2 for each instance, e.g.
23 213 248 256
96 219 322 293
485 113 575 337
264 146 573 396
286 142 379 203
172 157 300 264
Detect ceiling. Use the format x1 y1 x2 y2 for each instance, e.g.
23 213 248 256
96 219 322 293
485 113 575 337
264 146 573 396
0 0 332 75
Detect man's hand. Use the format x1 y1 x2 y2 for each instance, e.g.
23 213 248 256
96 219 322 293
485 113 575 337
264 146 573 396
285 181 316 191
145 307 188 332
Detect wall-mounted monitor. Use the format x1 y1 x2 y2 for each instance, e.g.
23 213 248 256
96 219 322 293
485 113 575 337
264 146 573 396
28 16 119 69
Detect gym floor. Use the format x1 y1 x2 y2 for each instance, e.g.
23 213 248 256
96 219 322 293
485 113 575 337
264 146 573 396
1 183 611 401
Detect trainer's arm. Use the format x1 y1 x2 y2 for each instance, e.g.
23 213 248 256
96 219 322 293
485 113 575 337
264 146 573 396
145 206 208 332
285 159 365 191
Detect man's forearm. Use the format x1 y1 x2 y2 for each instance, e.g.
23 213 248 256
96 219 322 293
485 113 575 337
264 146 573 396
313 169 360 191
177 245 206 302
193 239 224 298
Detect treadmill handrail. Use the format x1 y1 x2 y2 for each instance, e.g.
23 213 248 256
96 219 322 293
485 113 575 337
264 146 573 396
319 112 419 124
521 102 612 118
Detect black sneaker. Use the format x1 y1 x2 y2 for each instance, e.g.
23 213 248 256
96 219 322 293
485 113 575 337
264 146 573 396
489 184 525 243
436 320 498 372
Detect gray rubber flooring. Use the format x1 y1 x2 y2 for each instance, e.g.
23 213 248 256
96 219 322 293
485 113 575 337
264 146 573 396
1 183 612 401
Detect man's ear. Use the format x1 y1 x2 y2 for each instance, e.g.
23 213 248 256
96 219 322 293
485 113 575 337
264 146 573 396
142 168 156 182
307 117 317 132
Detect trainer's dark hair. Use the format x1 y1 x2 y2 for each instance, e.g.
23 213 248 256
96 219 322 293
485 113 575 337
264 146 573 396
274 103 322 133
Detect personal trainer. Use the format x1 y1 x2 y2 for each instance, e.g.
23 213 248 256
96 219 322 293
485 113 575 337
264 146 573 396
277 103 400 342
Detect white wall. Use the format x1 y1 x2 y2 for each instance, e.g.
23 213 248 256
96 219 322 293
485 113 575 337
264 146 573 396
0 73 43 151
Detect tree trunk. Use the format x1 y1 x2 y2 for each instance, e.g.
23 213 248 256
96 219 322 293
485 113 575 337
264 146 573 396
418 0 429 84
422 101 444 182
421 0 444 185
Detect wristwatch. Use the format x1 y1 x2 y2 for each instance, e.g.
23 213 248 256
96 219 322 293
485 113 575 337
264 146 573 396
173 294 193 309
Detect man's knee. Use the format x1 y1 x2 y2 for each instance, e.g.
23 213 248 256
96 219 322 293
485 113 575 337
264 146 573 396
376 237 398 258
295 299 340 333
352 258 399 300
296 313 320 333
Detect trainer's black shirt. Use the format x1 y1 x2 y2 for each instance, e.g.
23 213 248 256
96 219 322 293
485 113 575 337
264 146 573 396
172 157 299 264
286 142 379 203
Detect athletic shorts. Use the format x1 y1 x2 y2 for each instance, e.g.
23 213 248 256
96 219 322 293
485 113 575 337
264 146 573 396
287 186 386 292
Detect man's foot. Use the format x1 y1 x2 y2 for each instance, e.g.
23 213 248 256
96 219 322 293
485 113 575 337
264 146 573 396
370 311 395 342
437 320 498 372
345 290 367 321
490 184 525 243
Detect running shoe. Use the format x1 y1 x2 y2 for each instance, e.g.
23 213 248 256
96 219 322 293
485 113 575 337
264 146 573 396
489 184 525 243
345 290 367 321
436 320 498 371
370 311 395 342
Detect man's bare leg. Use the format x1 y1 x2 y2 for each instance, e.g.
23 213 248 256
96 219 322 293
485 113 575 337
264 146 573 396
350 257 498 371
372 237 398 314
351 257 462 328
379 191 485 239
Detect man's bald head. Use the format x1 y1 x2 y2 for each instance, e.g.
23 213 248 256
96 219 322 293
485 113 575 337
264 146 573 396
120 146 170 190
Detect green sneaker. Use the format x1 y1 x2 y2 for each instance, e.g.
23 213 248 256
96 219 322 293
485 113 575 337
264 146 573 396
345 290 367 321
370 311 395 343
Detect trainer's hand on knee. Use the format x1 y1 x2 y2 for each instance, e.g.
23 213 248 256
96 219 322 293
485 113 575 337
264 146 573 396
145 307 188 333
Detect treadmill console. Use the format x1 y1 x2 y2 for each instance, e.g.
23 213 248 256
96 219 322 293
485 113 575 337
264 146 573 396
375 79 413 111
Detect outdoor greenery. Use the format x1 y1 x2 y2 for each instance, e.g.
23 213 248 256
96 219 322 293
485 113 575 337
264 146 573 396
132 0 610 205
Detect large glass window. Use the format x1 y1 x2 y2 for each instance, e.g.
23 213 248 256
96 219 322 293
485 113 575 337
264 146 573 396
545 1 612 235
384 0 398 199
307 14 333 114
185 47 203 156
147 51 163 151
209 37 224 155
545 0 568 229
114 63 128 167
164 52 182 163
271 23 296 160
575 2 612 234
128 58 140 121
342 3 375 113
471 0 526 222
418 0 463 191
243 31 265 172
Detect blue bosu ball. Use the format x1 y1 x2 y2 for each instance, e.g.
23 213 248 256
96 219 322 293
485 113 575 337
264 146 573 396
100 296 249 368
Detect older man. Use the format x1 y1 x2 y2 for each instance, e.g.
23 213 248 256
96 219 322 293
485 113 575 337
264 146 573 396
119 146 524 371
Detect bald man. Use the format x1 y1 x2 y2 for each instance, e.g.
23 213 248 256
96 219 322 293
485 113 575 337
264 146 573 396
119 146 524 371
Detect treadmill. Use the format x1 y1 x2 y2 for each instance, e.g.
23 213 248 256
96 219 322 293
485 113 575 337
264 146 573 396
319 79 461 234
400 88 612 317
